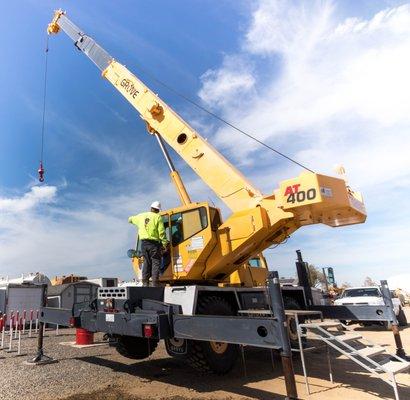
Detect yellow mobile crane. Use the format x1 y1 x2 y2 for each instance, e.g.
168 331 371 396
46 11 366 374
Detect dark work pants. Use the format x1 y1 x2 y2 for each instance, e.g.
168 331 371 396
141 240 162 287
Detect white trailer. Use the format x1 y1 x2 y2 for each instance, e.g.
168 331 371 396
0 284 44 326
0 272 51 288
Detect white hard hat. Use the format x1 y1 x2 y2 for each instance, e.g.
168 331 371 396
150 201 161 210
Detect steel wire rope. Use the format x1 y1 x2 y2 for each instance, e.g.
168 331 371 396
40 35 50 164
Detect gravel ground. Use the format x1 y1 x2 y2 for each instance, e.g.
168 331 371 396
0 309 409 400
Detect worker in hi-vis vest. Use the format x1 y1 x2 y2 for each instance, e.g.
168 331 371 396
128 201 168 286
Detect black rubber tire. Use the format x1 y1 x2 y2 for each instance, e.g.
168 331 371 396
185 296 239 374
165 337 187 358
115 335 159 360
397 308 408 327
283 296 306 348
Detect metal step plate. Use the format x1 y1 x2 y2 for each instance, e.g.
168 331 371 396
304 321 342 329
335 333 362 342
379 360 410 374
355 346 385 358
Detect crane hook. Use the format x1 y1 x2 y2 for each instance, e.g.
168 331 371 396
38 161 45 183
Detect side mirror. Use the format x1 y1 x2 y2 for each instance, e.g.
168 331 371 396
127 249 137 258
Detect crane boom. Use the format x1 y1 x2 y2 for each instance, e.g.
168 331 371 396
48 11 262 212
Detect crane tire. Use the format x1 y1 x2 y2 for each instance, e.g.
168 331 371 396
397 308 408 327
186 295 239 374
115 335 159 360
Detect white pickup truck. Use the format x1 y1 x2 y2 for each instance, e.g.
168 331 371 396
334 286 408 327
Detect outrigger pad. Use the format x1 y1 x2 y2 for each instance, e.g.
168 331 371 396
23 350 58 366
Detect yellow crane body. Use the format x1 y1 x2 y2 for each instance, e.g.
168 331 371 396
48 11 366 286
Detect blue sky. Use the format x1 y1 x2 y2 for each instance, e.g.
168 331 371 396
1 1 409 288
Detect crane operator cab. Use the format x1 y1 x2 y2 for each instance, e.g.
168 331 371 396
128 202 267 287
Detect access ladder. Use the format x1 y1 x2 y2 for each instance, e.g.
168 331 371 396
298 321 410 400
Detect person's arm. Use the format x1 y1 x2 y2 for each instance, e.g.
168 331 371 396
128 214 140 225
157 215 168 246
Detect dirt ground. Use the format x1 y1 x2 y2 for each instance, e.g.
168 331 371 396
0 309 409 400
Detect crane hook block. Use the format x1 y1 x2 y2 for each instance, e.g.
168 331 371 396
38 162 45 183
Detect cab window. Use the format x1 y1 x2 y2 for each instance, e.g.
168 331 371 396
171 213 183 246
210 207 222 231
162 214 171 243
171 207 208 246
248 258 262 267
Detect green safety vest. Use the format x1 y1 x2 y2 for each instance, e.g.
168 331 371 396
128 211 167 245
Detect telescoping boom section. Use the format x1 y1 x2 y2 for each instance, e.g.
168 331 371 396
48 11 366 282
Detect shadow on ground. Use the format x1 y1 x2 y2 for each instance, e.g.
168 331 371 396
62 387 196 400
71 345 409 400
75 348 286 400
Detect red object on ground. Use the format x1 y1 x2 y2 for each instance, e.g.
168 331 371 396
75 328 94 345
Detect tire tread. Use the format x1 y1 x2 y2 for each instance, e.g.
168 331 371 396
115 336 158 360
186 295 237 374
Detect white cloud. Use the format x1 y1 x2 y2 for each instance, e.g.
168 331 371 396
198 55 256 108
245 0 335 57
0 183 157 279
197 0 410 284
0 171 218 280
387 274 410 293
0 186 57 213
200 1 410 187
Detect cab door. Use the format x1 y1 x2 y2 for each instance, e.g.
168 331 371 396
159 213 173 281
164 204 217 281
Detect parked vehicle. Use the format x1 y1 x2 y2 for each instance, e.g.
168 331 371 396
334 286 408 327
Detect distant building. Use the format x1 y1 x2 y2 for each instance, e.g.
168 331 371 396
51 274 88 286
85 278 118 287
